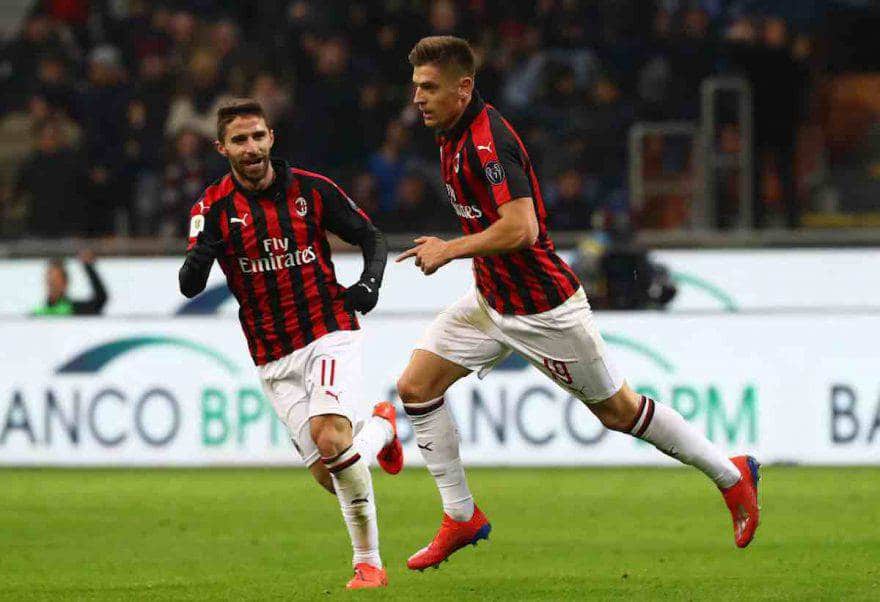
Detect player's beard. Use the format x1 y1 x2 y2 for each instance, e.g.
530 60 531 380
232 154 270 186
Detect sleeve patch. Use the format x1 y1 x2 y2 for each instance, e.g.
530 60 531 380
484 161 506 186
189 214 205 238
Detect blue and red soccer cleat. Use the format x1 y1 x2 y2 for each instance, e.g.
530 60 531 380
407 505 491 571
346 563 387 589
721 455 761 548
372 402 403 475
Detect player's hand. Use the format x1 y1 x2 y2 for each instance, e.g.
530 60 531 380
395 236 451 275
343 276 380 314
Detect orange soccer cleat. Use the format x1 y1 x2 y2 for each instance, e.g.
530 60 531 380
372 402 403 475
346 563 388 589
407 506 491 571
721 455 761 548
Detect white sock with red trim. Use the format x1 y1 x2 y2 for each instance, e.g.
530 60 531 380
630 396 740 488
322 446 382 568
353 416 394 466
404 397 475 522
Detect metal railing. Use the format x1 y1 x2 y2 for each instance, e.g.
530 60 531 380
700 76 753 229
628 76 754 229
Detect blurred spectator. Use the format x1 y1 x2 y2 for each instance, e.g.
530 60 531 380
160 129 210 237
133 53 174 138
385 172 449 232
297 36 360 171
33 250 108 316
250 71 296 159
350 171 380 219
546 169 598 231
0 2 847 237
79 44 130 235
0 93 81 192
14 119 87 238
165 48 232 139
121 98 164 234
723 15 803 227
1 13 76 113
368 121 410 212
30 53 78 118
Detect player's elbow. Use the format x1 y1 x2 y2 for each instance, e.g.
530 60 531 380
512 221 539 249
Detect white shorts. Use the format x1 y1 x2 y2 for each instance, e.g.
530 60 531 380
416 287 623 404
258 329 363 466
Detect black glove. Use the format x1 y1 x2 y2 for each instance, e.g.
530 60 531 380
343 275 380 314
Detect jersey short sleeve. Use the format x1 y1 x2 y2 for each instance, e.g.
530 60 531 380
478 114 533 208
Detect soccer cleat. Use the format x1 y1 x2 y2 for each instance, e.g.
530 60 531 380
407 505 491 571
721 455 761 548
345 563 388 589
373 402 403 475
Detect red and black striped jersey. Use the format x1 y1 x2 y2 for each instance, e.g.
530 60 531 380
437 92 580 315
186 160 369 365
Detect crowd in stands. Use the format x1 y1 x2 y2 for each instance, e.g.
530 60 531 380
0 1 833 239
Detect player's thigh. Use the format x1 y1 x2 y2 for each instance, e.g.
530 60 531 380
499 289 624 404
402 291 507 403
259 375 320 467
305 330 363 434
397 349 472 404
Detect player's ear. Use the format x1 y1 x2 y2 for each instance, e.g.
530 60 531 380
214 139 227 158
459 75 474 99
268 128 275 150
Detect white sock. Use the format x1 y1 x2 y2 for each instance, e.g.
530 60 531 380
353 415 394 466
405 397 475 521
629 395 741 488
322 446 382 568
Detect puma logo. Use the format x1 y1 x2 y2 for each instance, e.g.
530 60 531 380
352 497 369 505
325 390 340 401
476 142 493 153
417 442 434 451
230 213 249 226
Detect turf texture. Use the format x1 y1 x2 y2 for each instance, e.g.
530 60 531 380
1 467 878 600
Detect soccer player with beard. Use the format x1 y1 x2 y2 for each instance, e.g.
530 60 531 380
394 37 761 571
178 100 403 589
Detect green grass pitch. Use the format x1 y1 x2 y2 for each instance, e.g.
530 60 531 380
2 467 878 600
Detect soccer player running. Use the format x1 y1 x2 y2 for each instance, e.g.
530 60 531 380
178 100 403 589
395 37 760 570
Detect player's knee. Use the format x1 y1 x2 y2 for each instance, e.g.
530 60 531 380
313 428 348 458
592 385 642 432
311 417 352 458
396 374 434 406
598 411 633 432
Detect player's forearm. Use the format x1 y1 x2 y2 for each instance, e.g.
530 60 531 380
444 219 533 260
82 262 108 310
178 252 212 298
356 225 388 285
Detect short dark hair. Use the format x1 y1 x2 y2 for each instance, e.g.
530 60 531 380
216 99 268 142
408 36 475 77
